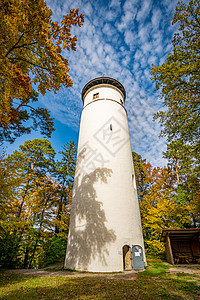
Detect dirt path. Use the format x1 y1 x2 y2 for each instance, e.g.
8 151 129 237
4 264 200 280
168 264 200 276
4 265 138 280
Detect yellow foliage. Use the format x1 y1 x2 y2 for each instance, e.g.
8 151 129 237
0 0 84 129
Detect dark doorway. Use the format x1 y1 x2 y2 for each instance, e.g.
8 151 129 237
123 245 132 270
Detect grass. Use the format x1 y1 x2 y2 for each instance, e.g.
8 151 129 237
140 262 170 277
0 261 200 299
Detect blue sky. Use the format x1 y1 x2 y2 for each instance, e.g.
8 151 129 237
7 0 179 166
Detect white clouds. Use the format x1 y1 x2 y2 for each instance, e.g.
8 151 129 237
134 49 142 61
42 0 178 167
110 0 121 9
117 0 138 32
103 23 116 36
162 0 177 16
147 55 158 66
136 0 152 22
122 55 131 66
124 30 137 50
82 2 93 17
151 8 162 29
138 23 151 43
141 42 152 54
133 62 139 72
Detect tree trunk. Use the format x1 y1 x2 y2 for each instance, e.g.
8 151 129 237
174 157 180 185
23 244 30 269
16 179 30 218
55 195 63 234
28 196 48 268
28 235 40 269
17 163 35 218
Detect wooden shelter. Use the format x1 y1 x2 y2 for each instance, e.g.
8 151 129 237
161 228 200 265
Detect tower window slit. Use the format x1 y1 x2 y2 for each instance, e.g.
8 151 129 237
110 124 112 131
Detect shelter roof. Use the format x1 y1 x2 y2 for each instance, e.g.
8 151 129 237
161 228 200 243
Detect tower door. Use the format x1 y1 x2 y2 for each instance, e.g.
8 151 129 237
132 245 144 270
122 245 132 270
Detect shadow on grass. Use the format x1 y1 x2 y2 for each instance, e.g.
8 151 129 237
0 272 28 288
0 273 199 300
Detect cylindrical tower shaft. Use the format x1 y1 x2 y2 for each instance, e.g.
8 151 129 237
65 77 145 272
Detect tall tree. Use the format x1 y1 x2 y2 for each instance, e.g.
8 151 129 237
0 148 23 263
151 0 200 144
0 139 56 268
164 140 200 226
150 0 200 231
23 175 59 268
8 138 55 218
132 152 153 202
54 141 76 234
140 165 192 256
132 152 194 256
0 0 84 142
0 139 77 269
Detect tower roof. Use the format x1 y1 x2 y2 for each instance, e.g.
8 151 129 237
82 77 126 102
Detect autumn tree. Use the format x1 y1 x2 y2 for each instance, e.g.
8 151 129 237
0 139 77 268
0 149 25 268
151 0 200 231
54 141 76 235
151 0 200 144
140 165 194 256
164 140 200 227
8 138 55 218
22 175 59 268
0 89 54 144
132 152 153 202
0 148 23 211
0 0 84 143
0 139 56 268
132 152 195 256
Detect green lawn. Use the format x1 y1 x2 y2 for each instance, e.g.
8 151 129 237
0 262 199 299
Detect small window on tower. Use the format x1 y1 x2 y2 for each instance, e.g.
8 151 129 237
110 124 112 131
120 99 123 105
93 93 99 99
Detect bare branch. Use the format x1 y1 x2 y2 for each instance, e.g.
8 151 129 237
5 33 25 57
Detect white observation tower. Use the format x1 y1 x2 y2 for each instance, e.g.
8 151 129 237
65 77 146 272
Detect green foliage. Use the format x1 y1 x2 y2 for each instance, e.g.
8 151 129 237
14 138 56 171
177 184 186 205
140 262 169 277
151 0 200 144
150 0 200 235
0 0 84 143
0 89 55 144
0 139 77 269
163 140 200 226
133 151 198 257
54 141 76 234
38 236 67 268
132 152 152 202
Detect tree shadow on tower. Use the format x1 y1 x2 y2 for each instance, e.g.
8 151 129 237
65 148 116 270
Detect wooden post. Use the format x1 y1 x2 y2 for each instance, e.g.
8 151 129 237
165 233 174 265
